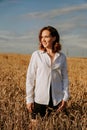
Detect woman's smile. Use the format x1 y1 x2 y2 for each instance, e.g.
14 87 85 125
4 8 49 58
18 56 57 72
41 30 54 49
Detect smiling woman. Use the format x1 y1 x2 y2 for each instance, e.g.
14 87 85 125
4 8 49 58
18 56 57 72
26 26 69 125
39 26 61 53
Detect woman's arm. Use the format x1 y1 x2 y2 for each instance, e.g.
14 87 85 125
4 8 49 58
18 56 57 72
61 55 69 101
26 52 37 105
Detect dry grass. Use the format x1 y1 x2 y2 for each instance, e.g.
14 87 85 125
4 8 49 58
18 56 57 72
0 53 87 130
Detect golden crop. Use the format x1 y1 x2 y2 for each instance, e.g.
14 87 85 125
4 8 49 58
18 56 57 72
0 54 87 130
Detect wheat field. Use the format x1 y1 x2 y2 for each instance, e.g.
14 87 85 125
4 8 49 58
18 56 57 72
0 53 87 130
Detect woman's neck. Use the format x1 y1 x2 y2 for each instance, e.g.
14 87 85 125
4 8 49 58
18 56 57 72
46 48 55 63
46 48 52 55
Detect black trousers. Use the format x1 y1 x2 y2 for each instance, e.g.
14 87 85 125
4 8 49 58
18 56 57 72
31 86 59 119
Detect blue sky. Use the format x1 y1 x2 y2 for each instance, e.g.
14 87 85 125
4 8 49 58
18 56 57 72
0 0 87 57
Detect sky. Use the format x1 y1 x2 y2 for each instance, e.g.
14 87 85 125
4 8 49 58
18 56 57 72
0 0 87 57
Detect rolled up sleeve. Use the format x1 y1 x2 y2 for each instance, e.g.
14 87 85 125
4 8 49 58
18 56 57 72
26 52 37 104
61 56 69 101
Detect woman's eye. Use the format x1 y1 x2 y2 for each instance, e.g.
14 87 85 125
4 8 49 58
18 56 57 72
41 35 51 38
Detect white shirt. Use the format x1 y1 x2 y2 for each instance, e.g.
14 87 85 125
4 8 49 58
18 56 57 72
26 50 69 106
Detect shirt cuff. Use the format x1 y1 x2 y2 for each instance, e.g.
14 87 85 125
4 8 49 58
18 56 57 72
26 97 34 104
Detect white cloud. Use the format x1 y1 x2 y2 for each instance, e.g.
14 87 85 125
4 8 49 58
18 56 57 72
21 3 87 20
62 34 87 49
0 30 38 53
0 30 37 42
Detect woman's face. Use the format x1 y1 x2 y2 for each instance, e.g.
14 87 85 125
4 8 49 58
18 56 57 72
41 30 56 49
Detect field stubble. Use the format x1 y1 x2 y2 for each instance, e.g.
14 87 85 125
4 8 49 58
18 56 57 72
0 54 87 130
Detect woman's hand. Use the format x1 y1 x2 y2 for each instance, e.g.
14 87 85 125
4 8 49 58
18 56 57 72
26 103 34 113
57 100 66 112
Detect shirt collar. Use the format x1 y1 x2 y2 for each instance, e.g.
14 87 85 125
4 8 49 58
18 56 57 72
39 50 60 56
39 50 61 61
39 50 45 54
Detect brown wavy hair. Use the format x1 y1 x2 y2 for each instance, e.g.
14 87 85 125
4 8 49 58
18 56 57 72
39 26 61 53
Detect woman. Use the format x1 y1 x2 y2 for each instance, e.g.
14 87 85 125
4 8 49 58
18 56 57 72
26 26 69 120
